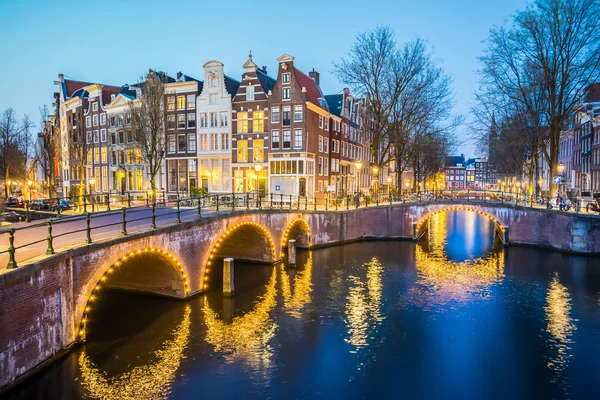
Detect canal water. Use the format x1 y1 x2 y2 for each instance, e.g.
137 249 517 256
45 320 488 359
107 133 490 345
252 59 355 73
4 210 600 399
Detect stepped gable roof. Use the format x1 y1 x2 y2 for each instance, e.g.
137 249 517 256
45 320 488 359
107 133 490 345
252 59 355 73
324 94 343 117
294 67 329 112
256 68 276 92
224 75 241 97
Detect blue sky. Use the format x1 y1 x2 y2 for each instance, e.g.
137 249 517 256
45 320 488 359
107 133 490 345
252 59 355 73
0 0 528 157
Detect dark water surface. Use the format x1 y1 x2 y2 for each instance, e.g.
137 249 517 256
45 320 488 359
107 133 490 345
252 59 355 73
4 210 600 399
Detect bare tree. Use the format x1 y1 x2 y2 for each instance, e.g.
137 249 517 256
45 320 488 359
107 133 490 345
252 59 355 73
0 108 34 198
128 70 166 198
478 0 600 194
35 105 57 197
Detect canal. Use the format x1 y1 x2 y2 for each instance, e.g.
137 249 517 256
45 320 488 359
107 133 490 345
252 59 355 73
4 210 600 399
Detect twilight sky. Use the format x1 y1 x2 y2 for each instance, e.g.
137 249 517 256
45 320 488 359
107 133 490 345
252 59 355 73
0 0 528 157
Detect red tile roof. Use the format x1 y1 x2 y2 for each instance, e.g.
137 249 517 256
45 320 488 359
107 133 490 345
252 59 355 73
102 86 121 107
65 80 92 98
294 68 329 112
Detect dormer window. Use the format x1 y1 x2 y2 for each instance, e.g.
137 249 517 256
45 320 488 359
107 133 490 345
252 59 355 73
209 72 218 88
282 73 290 84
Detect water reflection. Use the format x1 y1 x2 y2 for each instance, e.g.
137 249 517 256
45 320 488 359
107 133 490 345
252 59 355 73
344 257 384 350
281 253 313 318
544 273 576 390
78 305 191 400
202 267 278 375
413 211 504 305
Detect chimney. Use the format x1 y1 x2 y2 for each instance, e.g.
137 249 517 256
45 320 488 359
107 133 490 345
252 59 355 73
309 69 320 86
111 94 116 101
176 71 183 82
262 66 267 73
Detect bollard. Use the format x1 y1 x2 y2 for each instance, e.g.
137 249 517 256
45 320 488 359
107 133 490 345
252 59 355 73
216 195 220 213
176 198 181 223
390 193 392 205
162 191 166 206
223 258 234 297
25 200 30 223
85 212 92 244
546 196 551 210
151 201 156 229
121 207 128 235
197 197 202 218
7 228 17 268
46 219 55 255
288 239 297 267
356 195 359 209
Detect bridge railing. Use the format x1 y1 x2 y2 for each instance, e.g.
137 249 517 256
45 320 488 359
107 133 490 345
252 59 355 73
0 189 595 269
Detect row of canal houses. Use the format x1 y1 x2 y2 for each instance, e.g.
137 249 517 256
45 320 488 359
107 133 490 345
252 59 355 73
54 53 373 200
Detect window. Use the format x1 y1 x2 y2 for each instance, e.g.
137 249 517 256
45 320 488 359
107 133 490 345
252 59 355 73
94 130 99 143
94 148 100 163
127 130 133 143
86 131 92 144
110 116 116 127
110 132 116 145
319 115 323 128
318 157 323 176
324 137 329 153
136 170 143 191
118 131 124 144
238 140 248 162
253 139 264 162
283 88 290 100
294 129 302 149
282 73 290 83
324 157 329 176
187 113 196 128
135 148 142 164
119 150 125 164
93 102 98 111
209 93 217 104
101 148 107 163
221 133 229 150
237 112 248 132
283 107 291 126
294 106 302 122
118 114 124 127
101 129 107 142
272 130 280 149
177 96 186 110
209 75 218 87
85 116 91 127
100 114 106 125
187 95 195 109
93 115 99 127
199 113 207 128
166 115 175 129
324 118 329 130
178 134 186 152
126 149 133 164
246 85 255 101
87 149 92 163
271 107 280 123
102 167 108 190
319 135 323 152
253 111 264 132
199 134 208 150
177 114 185 129
187 134 196 152
168 135 176 153
283 130 291 149
210 133 218 150
210 112 218 128
167 96 175 111
220 112 228 127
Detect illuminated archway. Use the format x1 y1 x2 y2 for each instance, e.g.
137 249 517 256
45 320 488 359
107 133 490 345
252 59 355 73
280 217 311 258
415 205 506 234
202 221 277 292
77 248 190 341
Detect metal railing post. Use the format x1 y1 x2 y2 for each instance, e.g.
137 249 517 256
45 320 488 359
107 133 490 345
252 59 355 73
146 192 149 208
314 196 317 211
176 198 181 223
346 195 349 210
25 200 30 222
297 195 300 210
280 194 283 210
376 194 379 206
122 207 128 235
197 197 202 218
151 202 156 229
85 212 92 244
128 193 132 208
305 196 308 211
289 195 292 210
335 196 338 211
7 228 17 268
83 195 87 213
107 194 111 211
46 219 55 255
232 193 236 211
57 198 62 216
325 196 328 211
216 195 220 213
246 193 250 210
270 193 273 209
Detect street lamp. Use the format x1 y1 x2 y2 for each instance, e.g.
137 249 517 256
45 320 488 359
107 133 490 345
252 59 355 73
355 162 362 195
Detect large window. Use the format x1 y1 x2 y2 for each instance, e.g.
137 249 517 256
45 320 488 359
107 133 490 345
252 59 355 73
86 116 91 128
221 133 229 150
283 107 291 126
272 130 280 150
167 96 175 111
237 140 248 162
187 113 196 128
93 115 98 126
177 96 186 110
135 148 142 164
136 170 143 190
283 130 291 149
199 113 207 128
237 112 248 132
188 135 196 152
94 148 100 163
210 133 218 150
167 115 176 129
294 106 302 122
253 111 264 132
283 88 290 100
294 129 302 149
209 94 217 104
100 114 106 125
253 139 264 162
178 134 186 152
187 95 195 109
177 114 186 129
246 85 254 101
220 112 228 127
126 149 133 164
199 134 208 150
282 73 290 83
100 129 107 142
210 112 218 128
101 148 107 163
271 107 280 123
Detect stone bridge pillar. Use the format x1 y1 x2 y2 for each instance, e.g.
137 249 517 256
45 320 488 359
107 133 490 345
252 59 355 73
223 258 234 297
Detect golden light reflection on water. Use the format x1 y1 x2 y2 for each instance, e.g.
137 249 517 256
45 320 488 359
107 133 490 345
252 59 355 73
544 273 576 384
282 253 313 318
414 211 504 305
78 305 192 400
202 267 278 373
344 257 384 349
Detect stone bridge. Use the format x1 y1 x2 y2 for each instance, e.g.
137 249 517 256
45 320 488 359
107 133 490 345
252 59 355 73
1 201 599 391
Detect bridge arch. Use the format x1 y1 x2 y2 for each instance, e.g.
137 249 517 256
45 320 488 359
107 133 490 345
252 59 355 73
280 217 311 257
415 205 506 232
202 221 277 291
77 247 190 342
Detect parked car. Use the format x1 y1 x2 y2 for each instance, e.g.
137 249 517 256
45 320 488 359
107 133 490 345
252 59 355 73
30 199 51 210
1 211 24 222
51 199 77 211
5 197 24 208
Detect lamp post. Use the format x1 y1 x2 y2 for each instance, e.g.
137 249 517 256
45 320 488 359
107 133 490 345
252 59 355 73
355 162 362 195
88 178 96 212
373 166 379 196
